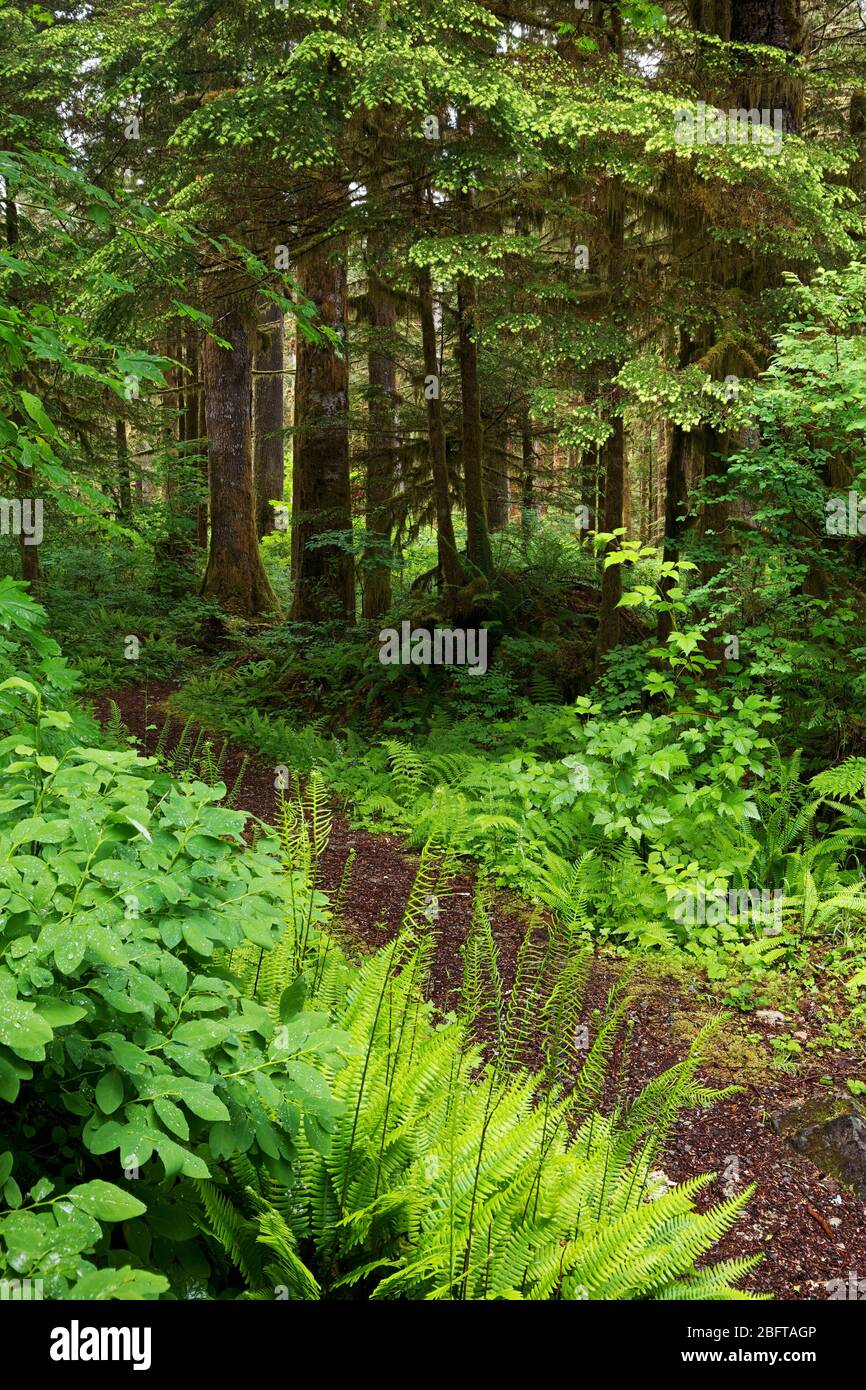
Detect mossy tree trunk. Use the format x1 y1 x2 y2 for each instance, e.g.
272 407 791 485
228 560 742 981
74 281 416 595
457 275 493 578
419 265 463 593
658 332 704 643
595 173 626 664
5 193 38 589
116 418 132 521
253 300 285 541
291 220 354 623
484 415 510 532
691 0 803 589
200 273 277 615
362 258 397 620
196 373 208 549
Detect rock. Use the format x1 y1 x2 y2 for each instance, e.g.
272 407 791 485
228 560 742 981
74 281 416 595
646 1168 676 1201
755 1009 786 1025
771 1093 866 1200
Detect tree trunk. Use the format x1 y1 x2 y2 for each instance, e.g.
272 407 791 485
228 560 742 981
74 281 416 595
520 413 536 517
596 416 625 659
457 275 493 577
658 332 702 641
181 327 202 546
698 425 732 588
196 371 208 548
253 300 285 540
730 0 803 133
593 5 626 663
484 420 510 532
116 418 132 521
200 276 277 615
5 193 38 589
419 265 463 592
163 330 181 553
362 262 397 620
181 329 205 548
657 424 689 643
690 0 803 590
291 221 354 623
595 175 626 663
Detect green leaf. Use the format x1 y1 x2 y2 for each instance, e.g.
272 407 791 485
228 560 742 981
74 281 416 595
53 935 86 975
153 1097 189 1140
34 999 86 1028
179 1151 210 1179
172 1020 226 1048
173 1082 230 1122
3 1175 22 1207
70 1266 168 1300
69 1180 146 1222
19 389 57 438
181 921 214 957
0 998 53 1059
95 1070 125 1115
0 1055 23 1103
279 975 307 1023
0 676 40 699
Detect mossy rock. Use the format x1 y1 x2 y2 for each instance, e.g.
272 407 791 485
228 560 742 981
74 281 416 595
771 1092 866 1197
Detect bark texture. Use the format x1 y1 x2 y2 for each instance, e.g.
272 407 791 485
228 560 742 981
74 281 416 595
291 223 354 622
200 276 277 615
595 174 626 663
457 275 493 577
253 300 285 540
484 419 510 532
419 266 463 592
5 194 38 588
363 264 398 620
116 418 132 521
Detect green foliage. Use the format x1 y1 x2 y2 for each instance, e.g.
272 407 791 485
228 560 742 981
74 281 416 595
4 0 866 1309
680 262 866 755
0 604 349 1297
0 1171 168 1300
201 894 762 1301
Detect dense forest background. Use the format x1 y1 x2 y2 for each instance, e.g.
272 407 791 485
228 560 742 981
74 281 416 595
2 0 866 1309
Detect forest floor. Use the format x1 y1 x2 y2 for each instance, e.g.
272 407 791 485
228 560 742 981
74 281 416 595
96 680 866 1301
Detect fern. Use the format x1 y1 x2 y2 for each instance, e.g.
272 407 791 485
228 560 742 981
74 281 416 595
103 698 129 749
226 753 249 809
384 739 428 803
152 714 172 760
168 714 195 771
209 891 762 1301
811 756 866 799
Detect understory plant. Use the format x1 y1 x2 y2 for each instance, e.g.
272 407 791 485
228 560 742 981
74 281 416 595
0 604 345 1297
197 810 764 1301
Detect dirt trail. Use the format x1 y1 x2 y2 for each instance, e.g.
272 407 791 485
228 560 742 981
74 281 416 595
95 681 866 1300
